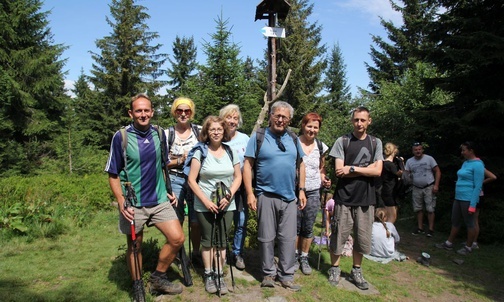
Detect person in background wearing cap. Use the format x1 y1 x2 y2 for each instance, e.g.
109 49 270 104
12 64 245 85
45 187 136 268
404 142 441 237
164 97 203 265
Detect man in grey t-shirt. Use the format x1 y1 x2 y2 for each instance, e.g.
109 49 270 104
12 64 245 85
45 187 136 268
404 143 441 237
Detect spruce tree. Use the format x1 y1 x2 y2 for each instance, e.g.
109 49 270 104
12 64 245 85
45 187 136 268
0 0 67 174
89 0 167 147
166 35 198 98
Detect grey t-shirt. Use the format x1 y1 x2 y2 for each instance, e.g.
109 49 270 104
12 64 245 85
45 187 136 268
405 155 438 188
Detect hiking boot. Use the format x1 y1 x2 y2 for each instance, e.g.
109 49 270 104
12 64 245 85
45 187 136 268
234 254 245 270
299 256 312 275
132 280 145 302
435 242 453 251
349 267 369 290
426 230 434 237
457 246 472 256
472 242 479 249
328 266 341 286
261 275 275 288
279 280 301 292
412 228 425 235
204 272 217 294
217 275 229 295
149 273 183 295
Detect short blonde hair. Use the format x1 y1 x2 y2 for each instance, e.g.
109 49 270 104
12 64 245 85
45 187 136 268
219 104 243 128
171 97 195 120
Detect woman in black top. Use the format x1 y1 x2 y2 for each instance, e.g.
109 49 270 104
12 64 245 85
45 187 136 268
380 142 404 223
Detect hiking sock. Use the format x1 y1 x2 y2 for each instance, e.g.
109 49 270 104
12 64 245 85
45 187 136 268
353 265 361 269
301 252 308 257
464 246 472 252
445 240 453 247
204 269 212 275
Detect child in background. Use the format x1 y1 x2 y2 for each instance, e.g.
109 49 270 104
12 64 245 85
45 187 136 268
370 208 400 258
325 195 353 257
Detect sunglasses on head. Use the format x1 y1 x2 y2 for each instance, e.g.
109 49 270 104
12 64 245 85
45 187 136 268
175 108 192 115
412 142 421 147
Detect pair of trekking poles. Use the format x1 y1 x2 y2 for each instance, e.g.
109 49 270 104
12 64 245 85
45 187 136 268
317 180 331 271
211 181 235 296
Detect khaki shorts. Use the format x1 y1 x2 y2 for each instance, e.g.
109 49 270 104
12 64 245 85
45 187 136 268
329 204 374 255
412 185 436 213
119 201 178 234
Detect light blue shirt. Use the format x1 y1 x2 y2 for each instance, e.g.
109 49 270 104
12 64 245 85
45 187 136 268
224 131 249 170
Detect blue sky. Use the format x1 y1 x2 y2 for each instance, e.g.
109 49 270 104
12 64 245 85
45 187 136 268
42 0 402 96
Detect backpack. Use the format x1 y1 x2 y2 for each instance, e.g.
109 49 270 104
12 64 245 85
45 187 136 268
341 133 377 161
393 156 411 199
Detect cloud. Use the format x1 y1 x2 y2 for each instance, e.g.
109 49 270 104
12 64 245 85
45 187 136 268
64 79 76 98
338 0 403 25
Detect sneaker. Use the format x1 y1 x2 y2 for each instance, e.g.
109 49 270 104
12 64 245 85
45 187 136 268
149 273 183 295
234 254 246 270
349 267 369 290
327 266 341 286
204 272 217 294
426 230 434 237
435 242 453 251
132 280 146 302
261 275 275 288
471 242 479 249
299 256 312 275
457 246 472 256
217 275 229 295
412 228 425 235
279 280 301 291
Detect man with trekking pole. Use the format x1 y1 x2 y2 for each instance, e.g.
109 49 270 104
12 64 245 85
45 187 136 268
105 94 184 301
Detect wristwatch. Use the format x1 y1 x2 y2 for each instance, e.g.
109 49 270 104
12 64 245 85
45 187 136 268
298 187 306 192
349 166 355 173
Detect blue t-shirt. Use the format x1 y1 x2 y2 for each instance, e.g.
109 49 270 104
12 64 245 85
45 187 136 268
105 124 169 207
455 159 485 208
245 128 305 201
224 131 249 170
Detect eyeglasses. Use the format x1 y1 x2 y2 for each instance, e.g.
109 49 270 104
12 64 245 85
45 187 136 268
209 128 224 134
276 136 286 152
271 114 290 122
175 108 192 115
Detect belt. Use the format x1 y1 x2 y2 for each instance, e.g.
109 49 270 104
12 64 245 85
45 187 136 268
168 170 185 178
414 182 435 189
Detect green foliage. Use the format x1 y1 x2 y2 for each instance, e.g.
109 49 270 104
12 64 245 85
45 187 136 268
0 174 111 240
0 0 68 174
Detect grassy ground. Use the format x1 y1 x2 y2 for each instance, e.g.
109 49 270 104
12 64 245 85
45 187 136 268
1 208 503 302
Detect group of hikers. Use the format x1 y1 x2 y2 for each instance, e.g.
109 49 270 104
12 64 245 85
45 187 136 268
105 94 496 301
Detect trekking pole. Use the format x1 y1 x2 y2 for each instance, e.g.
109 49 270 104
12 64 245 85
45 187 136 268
318 179 329 271
219 181 235 289
212 187 222 297
124 182 146 302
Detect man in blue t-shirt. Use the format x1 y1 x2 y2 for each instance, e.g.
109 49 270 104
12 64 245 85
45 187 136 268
105 94 184 299
327 106 383 290
243 101 306 291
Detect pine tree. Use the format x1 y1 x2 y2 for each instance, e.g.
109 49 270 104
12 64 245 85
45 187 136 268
166 35 198 98
275 0 327 124
186 13 259 125
366 0 438 92
0 0 67 174
89 0 167 147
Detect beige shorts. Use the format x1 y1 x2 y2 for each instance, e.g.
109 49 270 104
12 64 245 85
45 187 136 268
412 185 436 213
119 201 178 234
329 204 374 255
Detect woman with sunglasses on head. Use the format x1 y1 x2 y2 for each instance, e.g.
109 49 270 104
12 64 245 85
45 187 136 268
436 141 484 255
186 116 242 295
295 112 331 275
164 97 202 264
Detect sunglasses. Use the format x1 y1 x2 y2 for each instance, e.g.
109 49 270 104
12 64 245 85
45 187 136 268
175 108 192 115
276 136 286 152
412 142 421 147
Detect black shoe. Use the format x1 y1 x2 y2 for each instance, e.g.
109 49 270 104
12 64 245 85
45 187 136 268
426 230 434 237
412 228 425 235
132 280 146 302
149 273 183 295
